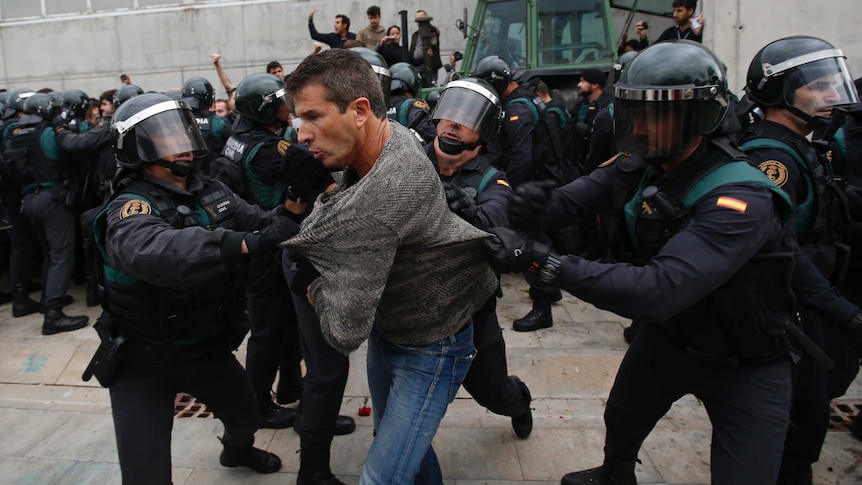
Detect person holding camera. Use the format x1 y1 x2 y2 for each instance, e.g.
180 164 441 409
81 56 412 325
375 25 405 66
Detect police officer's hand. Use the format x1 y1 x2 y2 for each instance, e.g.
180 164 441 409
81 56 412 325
281 143 334 203
51 113 69 131
482 227 549 273
843 312 862 358
442 181 478 223
243 217 300 255
509 180 555 231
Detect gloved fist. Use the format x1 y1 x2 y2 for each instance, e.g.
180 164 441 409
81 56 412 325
442 181 478 223
482 226 549 273
509 180 555 231
281 143 334 202
244 216 300 255
843 312 862 358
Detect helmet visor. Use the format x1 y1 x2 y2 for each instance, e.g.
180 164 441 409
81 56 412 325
784 56 859 116
614 98 704 159
432 81 499 140
129 104 207 161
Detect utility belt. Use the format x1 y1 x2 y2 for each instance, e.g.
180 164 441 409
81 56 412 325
123 337 230 363
22 180 78 207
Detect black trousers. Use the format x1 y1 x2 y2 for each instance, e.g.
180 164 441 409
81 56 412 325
21 190 75 308
109 340 260 485
1 186 36 286
461 297 530 417
283 256 350 448
604 322 791 485
245 253 302 407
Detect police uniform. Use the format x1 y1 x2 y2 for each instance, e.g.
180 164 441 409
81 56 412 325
387 94 436 145
221 125 308 418
541 139 797 483
94 171 277 484
191 107 231 171
426 146 533 424
741 119 861 476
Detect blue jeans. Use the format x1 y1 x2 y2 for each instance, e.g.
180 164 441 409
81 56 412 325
360 324 475 485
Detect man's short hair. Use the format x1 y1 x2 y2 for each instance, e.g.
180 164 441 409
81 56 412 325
672 0 696 9
336 14 350 30
287 49 387 119
99 89 117 103
367 6 380 17
266 61 283 73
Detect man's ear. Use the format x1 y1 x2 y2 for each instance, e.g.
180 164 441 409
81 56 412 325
351 96 373 127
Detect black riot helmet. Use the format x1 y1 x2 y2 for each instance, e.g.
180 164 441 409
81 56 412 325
474 55 513 96
431 78 501 151
390 62 421 96
164 89 183 101
111 93 208 175
114 84 144 109
611 51 639 85
234 72 287 125
614 40 729 163
350 47 392 105
61 89 90 119
23 92 62 119
181 76 215 110
745 36 858 130
4 88 36 119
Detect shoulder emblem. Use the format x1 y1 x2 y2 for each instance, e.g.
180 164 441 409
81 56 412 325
413 99 429 111
757 160 788 187
715 196 748 214
118 199 152 219
277 139 291 157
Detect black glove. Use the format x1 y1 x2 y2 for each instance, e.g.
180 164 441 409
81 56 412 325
509 180 555 232
244 216 300 255
843 312 862 358
442 181 478 223
281 143 334 202
482 226 549 273
51 114 69 130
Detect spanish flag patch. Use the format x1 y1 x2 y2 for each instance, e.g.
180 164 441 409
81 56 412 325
497 180 510 188
509 115 519 121
715 196 748 213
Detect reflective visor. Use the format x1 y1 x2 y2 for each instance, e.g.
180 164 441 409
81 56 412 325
783 56 859 112
614 97 701 158
128 105 207 161
432 80 499 136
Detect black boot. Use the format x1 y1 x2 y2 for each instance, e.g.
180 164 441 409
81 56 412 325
12 285 41 318
259 401 296 429
39 294 74 314
510 376 533 439
622 320 643 344
561 461 637 485
218 437 281 474
297 446 345 485
86 277 101 307
293 407 356 436
513 302 553 332
42 309 88 335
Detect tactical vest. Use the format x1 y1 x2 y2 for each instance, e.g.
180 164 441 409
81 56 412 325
222 130 287 209
443 155 500 196
5 119 60 189
613 140 795 365
740 123 851 282
94 176 241 343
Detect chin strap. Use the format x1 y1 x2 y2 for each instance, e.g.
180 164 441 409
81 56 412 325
438 136 480 155
786 104 831 132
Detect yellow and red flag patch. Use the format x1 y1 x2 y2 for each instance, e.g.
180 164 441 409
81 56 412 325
497 179 510 188
715 196 748 213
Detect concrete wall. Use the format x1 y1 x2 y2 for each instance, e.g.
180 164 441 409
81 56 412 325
1 0 860 99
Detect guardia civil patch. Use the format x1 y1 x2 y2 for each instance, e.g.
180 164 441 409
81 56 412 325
413 99 429 110
277 139 291 157
119 199 152 219
758 160 788 187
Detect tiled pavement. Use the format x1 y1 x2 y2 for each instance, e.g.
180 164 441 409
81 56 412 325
0 274 861 484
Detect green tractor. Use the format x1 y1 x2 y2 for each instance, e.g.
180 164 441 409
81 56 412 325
435 0 674 106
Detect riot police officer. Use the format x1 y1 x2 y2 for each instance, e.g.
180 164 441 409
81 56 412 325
92 93 296 484
6 93 89 334
739 36 862 484
387 62 436 144
484 40 797 485
113 84 143 111
427 77 534 438
182 76 230 170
